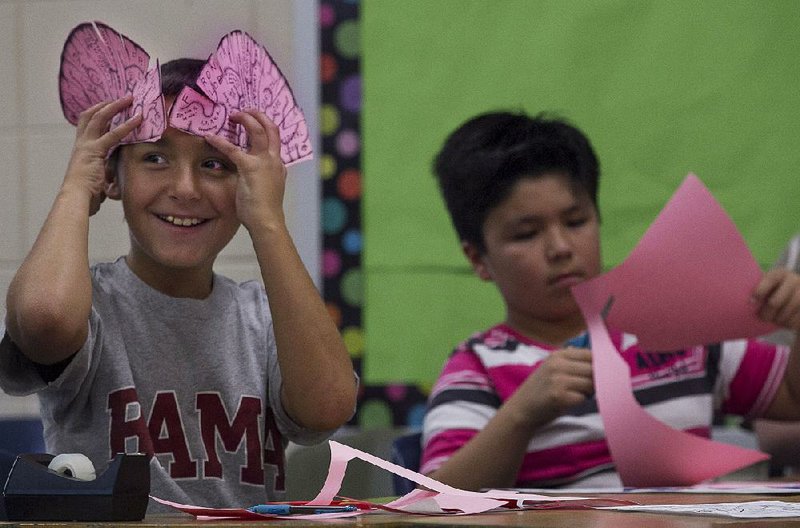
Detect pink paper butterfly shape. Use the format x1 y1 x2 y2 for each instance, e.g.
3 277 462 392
58 23 313 167
169 30 313 166
59 21 165 145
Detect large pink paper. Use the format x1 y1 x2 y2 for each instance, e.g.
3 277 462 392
169 30 313 166
587 174 775 351
59 21 165 144
569 174 774 486
571 284 768 487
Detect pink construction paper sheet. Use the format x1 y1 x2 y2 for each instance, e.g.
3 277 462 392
169 30 313 166
585 174 775 351
570 174 773 486
59 21 165 145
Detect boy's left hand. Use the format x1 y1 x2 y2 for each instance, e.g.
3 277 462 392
752 268 800 331
204 109 288 231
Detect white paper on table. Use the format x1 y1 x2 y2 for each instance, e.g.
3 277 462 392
509 482 800 494
599 500 800 518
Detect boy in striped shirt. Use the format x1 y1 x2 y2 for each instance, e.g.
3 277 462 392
421 111 800 489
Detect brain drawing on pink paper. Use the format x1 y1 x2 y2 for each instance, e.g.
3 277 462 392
169 30 313 166
170 86 234 139
59 21 165 145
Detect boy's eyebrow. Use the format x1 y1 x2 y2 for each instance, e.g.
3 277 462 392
129 136 229 159
133 136 170 149
514 203 590 223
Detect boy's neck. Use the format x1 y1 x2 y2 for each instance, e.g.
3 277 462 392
124 256 214 299
505 314 587 347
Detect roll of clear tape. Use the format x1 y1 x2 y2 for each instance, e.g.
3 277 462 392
47 453 97 481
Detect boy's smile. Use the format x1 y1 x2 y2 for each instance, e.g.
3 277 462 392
107 127 240 297
157 214 206 227
464 173 601 343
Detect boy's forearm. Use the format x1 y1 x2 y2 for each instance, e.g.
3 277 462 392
249 221 356 430
6 187 93 364
428 406 537 490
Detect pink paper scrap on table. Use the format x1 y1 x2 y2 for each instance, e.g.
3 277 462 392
570 173 773 487
152 441 633 520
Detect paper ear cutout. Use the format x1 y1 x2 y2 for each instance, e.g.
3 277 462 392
169 30 313 166
59 21 165 144
59 23 313 166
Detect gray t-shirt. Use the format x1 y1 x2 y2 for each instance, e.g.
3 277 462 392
0 257 330 510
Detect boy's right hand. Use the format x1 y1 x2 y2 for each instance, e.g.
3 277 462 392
62 95 142 216
506 346 594 431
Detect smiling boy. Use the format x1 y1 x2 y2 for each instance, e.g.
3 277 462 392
0 59 357 509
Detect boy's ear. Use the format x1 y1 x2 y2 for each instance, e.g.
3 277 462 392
462 241 493 281
104 158 121 200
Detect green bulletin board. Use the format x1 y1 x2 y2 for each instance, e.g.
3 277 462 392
362 1 800 386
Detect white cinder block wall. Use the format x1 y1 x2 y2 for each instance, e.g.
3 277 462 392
0 0 321 418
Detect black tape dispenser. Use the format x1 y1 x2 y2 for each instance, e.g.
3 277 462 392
1 452 149 521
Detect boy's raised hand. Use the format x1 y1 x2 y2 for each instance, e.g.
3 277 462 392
204 109 288 231
752 268 800 331
205 110 356 431
64 95 141 216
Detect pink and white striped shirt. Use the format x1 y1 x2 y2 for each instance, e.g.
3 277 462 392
421 324 788 486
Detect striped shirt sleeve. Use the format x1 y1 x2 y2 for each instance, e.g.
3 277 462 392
718 338 790 418
420 345 501 475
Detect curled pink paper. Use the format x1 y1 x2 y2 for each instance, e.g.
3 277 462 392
168 30 313 166
59 21 165 144
571 284 768 487
310 441 608 514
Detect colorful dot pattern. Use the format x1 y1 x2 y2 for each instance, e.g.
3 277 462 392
320 1 427 428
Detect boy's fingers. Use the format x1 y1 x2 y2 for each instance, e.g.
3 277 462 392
752 269 785 305
80 95 135 136
76 100 114 131
248 110 282 156
204 133 241 160
561 346 593 362
238 111 267 150
755 271 800 325
766 278 800 327
233 109 281 156
102 113 142 149
781 304 800 330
